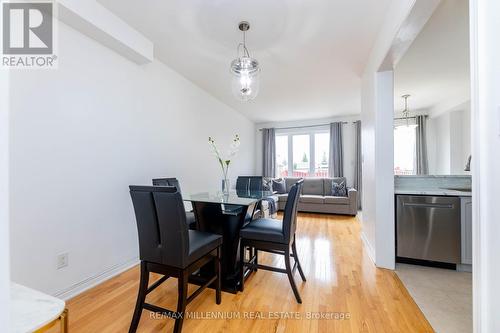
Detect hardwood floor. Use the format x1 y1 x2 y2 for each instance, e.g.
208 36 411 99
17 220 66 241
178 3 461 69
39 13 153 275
63 213 434 333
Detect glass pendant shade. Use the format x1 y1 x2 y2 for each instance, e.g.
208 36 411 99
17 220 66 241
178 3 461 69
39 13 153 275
230 22 260 101
230 56 260 101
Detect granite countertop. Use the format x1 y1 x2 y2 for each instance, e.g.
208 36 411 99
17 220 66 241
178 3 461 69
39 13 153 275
395 188 472 197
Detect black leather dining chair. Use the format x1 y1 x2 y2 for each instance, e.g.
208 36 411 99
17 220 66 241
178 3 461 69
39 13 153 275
152 178 196 229
236 176 265 220
236 176 264 192
238 179 306 303
129 186 222 333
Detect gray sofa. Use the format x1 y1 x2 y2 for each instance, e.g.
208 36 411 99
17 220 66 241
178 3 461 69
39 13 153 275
272 177 357 216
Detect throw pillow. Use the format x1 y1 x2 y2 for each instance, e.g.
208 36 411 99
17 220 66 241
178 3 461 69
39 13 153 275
271 178 286 194
262 178 272 191
332 181 347 197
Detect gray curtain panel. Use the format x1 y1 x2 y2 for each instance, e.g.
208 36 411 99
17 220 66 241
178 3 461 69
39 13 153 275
328 122 344 177
354 120 362 209
262 128 276 177
415 115 429 175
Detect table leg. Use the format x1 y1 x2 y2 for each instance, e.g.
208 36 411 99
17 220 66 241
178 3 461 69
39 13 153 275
34 308 68 333
60 308 68 333
191 201 255 293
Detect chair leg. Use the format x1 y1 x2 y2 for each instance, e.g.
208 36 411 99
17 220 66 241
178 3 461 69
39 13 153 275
284 248 302 304
292 240 306 282
215 246 222 304
254 248 258 272
129 261 149 333
239 241 246 291
174 271 188 333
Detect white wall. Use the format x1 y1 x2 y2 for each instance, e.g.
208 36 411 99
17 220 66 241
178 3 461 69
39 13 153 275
428 112 451 173
8 22 255 297
254 115 359 186
462 106 471 171
360 0 416 269
427 102 471 175
1 66 10 329
470 0 500 331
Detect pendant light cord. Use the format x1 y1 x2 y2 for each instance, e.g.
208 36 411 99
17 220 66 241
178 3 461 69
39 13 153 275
402 95 411 126
236 29 251 58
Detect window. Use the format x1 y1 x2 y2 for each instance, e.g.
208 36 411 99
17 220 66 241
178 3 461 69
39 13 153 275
292 135 310 177
314 133 329 177
275 130 330 178
394 125 416 175
276 135 288 177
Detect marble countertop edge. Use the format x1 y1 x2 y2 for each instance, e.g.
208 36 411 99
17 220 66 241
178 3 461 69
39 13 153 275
10 282 65 333
394 188 472 197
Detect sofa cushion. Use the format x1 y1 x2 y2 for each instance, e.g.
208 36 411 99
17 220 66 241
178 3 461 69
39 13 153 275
323 177 347 195
277 194 288 202
299 195 325 204
302 178 324 195
324 196 350 205
271 178 286 194
285 178 302 193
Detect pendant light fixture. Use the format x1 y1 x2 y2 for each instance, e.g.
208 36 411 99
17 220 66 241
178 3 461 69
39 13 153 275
230 21 260 101
400 94 418 129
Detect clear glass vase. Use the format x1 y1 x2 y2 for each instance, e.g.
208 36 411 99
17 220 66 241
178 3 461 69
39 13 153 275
222 178 230 194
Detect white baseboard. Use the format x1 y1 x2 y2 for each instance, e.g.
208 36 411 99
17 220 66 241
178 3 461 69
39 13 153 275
457 264 472 273
360 231 376 265
53 256 139 301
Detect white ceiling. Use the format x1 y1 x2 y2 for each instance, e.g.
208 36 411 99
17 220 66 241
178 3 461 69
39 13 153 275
97 0 392 122
394 0 470 115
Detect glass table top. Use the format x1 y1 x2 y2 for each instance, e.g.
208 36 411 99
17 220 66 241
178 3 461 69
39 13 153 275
184 190 275 206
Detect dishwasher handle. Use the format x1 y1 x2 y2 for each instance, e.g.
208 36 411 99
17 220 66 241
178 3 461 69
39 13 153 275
402 202 454 209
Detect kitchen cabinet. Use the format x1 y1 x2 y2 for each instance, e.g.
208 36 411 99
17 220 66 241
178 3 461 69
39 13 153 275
461 196 472 265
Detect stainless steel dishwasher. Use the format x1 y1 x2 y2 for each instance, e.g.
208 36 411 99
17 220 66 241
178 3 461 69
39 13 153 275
396 195 461 264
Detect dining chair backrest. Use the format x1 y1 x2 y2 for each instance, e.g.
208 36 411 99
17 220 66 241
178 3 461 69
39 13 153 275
152 178 182 195
235 177 249 191
236 176 264 192
282 179 304 244
129 185 190 268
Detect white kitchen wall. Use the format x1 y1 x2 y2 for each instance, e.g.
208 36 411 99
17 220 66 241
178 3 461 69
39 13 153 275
1 64 10 328
8 22 255 297
427 102 471 175
428 112 451 174
254 115 358 187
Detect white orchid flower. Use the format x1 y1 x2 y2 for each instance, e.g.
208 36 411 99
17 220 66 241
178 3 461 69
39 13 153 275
208 134 240 180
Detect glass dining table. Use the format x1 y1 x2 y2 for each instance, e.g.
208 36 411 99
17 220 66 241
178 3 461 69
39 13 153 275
183 189 274 293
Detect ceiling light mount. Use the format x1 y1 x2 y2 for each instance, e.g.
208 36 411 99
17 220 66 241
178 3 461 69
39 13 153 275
238 21 250 32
